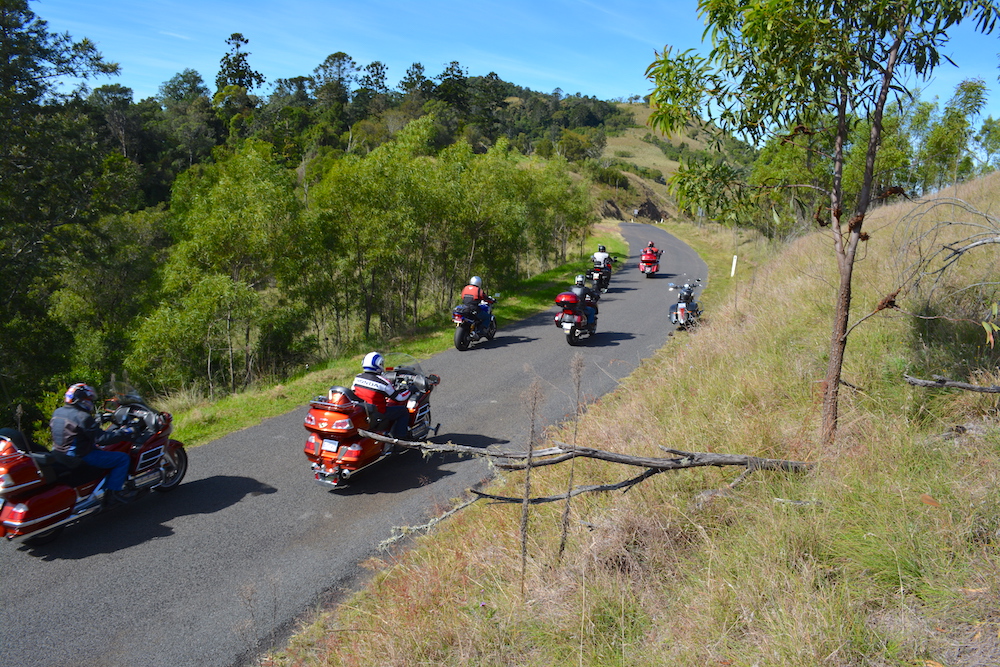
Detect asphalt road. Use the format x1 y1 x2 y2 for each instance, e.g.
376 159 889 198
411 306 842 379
0 222 706 667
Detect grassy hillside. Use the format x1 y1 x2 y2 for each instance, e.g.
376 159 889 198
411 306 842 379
264 173 1000 666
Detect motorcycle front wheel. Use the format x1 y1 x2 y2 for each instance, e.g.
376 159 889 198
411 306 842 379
154 446 188 492
485 319 497 341
454 325 471 351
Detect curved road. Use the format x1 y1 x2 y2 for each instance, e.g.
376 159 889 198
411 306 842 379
0 222 706 667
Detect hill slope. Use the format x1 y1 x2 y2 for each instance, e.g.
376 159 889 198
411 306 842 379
268 171 1000 666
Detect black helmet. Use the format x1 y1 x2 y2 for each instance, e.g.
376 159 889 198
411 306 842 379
598 245 606 253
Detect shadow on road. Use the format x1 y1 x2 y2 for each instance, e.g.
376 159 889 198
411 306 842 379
587 330 637 347
464 334 539 350
19 475 278 560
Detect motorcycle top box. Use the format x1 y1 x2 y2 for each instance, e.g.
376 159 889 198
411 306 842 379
554 291 580 306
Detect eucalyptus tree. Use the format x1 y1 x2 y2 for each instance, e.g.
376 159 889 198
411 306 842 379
0 0 118 419
975 115 1000 170
646 0 999 447
129 141 306 393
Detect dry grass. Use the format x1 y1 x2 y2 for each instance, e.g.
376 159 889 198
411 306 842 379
265 175 1000 667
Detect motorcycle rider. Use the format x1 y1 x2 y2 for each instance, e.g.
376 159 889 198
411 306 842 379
351 352 411 441
49 383 133 505
460 275 495 334
590 244 615 289
570 274 600 329
643 241 662 259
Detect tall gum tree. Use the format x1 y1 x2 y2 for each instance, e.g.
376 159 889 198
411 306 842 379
645 0 999 447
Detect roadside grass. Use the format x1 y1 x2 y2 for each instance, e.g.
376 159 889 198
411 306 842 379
162 227 628 448
264 174 1000 666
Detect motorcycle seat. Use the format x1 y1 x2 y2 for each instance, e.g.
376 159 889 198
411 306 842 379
327 386 362 404
27 451 106 486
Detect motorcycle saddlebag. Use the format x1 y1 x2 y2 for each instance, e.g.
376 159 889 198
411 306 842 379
1 484 75 536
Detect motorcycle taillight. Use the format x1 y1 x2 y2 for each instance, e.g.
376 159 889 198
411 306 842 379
9 503 27 522
339 442 364 462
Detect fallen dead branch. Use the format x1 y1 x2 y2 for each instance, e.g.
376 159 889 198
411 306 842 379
359 429 813 505
904 374 1000 393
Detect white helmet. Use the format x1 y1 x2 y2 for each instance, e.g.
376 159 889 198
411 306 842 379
469 276 482 287
362 351 384 373
575 274 585 286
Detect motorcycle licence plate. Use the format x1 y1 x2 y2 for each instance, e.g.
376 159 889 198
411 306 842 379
677 302 686 308
321 439 339 452
562 322 574 330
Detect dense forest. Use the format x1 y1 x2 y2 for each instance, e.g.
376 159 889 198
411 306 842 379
0 0 643 431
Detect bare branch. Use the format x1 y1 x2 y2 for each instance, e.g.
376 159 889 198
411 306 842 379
359 430 814 475
904 374 1000 393
471 468 663 504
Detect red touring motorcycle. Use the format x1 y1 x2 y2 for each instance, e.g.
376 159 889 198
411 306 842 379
303 354 440 489
554 290 599 346
639 247 661 277
0 383 188 544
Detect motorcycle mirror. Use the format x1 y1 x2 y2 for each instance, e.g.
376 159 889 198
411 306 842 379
493 293 500 299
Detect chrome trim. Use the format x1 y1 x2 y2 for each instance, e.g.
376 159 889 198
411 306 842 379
3 506 71 529
5 505 101 540
0 479 44 496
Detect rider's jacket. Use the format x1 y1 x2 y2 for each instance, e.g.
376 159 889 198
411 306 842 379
49 404 116 457
461 284 494 305
351 371 410 413
591 251 612 269
570 284 599 307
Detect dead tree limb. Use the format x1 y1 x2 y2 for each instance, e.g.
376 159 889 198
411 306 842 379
359 429 813 504
472 468 663 504
904 374 1000 393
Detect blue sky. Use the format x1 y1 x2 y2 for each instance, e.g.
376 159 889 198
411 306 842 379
33 0 1000 121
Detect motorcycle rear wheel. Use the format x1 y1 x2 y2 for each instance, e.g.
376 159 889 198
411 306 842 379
454 325 471 351
566 326 581 346
154 446 188 492
24 525 64 546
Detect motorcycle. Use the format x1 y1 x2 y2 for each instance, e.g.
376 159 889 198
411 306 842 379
304 353 441 489
668 278 702 329
639 249 661 277
586 258 614 293
451 295 498 351
554 290 599 346
0 382 189 544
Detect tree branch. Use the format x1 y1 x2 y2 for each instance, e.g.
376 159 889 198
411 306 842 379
904 374 1000 393
358 429 813 504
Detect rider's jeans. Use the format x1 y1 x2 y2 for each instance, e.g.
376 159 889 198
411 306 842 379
81 448 131 491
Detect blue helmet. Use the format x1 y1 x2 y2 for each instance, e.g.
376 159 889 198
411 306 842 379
362 352 384 373
64 383 97 413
